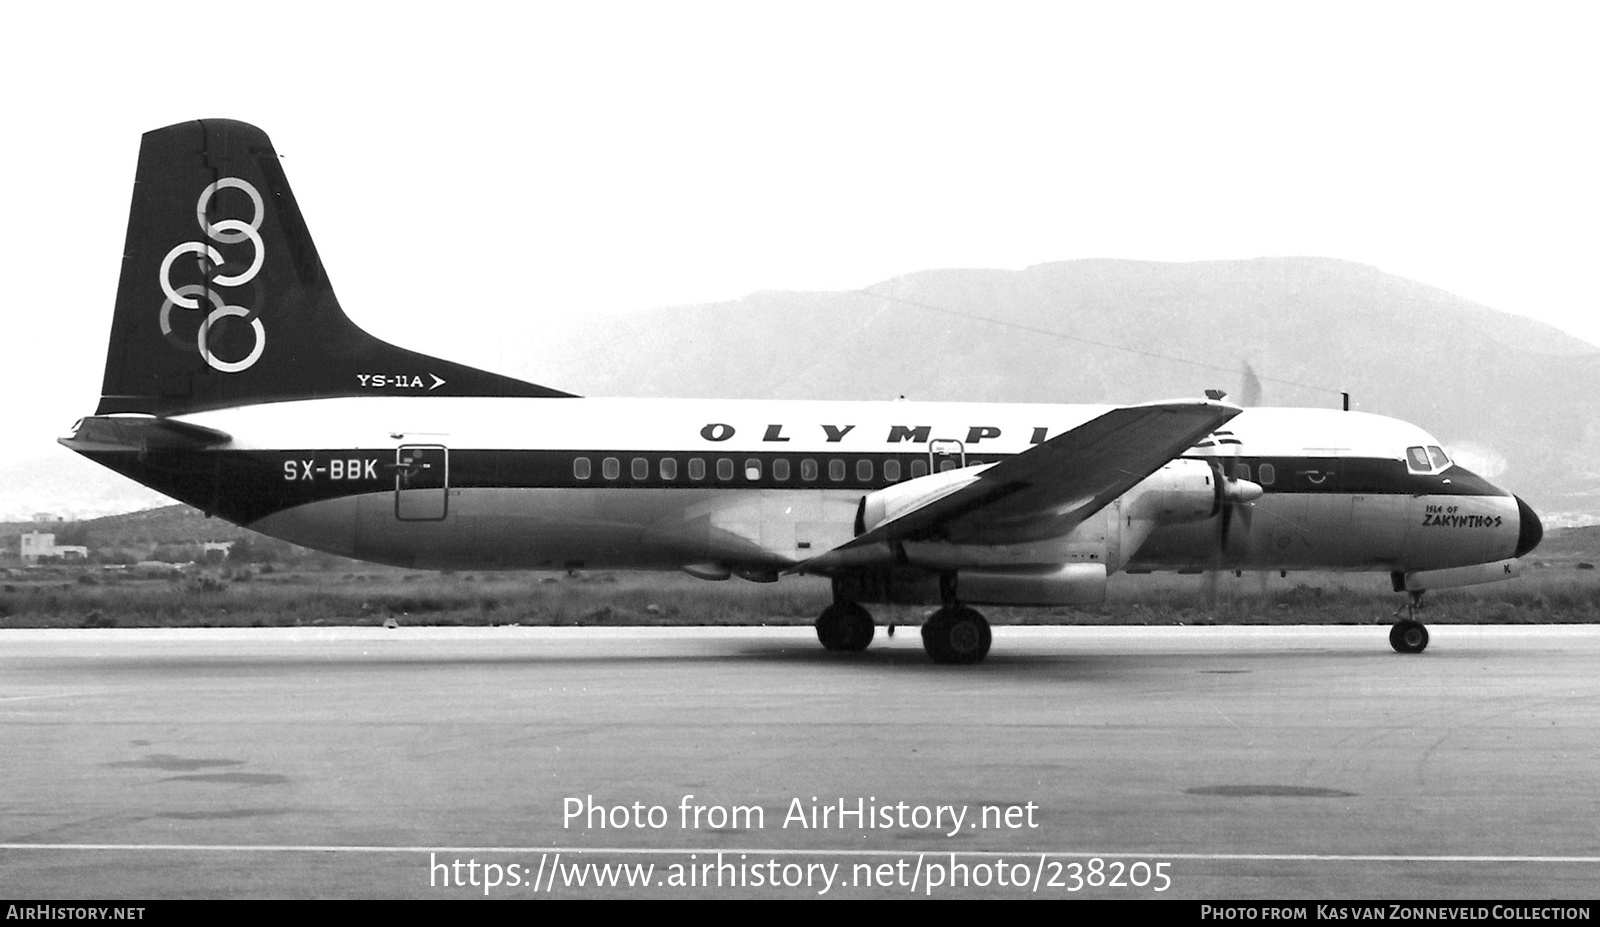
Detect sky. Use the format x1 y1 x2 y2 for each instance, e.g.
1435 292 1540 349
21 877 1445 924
4 1 1599 486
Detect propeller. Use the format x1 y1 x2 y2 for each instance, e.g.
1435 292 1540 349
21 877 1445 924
1204 452 1264 603
1238 361 1262 408
1202 365 1265 604
1215 459 1263 551
1223 361 1264 558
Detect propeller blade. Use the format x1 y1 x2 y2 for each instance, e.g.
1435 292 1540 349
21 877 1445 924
1239 362 1262 407
1202 418 1261 603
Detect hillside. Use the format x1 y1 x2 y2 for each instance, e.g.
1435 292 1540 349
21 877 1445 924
1 505 313 568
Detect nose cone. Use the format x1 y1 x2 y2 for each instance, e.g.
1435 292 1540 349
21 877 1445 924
1514 495 1543 558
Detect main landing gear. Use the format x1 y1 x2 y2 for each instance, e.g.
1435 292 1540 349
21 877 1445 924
813 577 994 664
920 572 991 664
815 601 874 652
814 598 994 664
920 604 992 665
1389 590 1430 654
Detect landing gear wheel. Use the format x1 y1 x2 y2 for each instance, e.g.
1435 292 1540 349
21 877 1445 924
816 602 874 652
921 605 992 665
1389 619 1429 654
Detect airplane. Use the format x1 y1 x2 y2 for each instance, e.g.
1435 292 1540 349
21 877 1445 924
61 119 1544 664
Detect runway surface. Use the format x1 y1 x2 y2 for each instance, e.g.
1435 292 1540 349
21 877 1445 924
1 624 1597 900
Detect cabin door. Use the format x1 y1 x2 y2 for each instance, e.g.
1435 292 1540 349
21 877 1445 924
394 444 449 521
929 439 966 472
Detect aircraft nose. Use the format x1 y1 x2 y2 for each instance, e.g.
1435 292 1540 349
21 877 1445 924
1514 495 1543 558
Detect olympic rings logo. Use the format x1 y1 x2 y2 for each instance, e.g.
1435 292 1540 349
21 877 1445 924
157 177 266 373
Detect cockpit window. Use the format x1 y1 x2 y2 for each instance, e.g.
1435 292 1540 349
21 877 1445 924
1427 446 1451 469
1406 446 1431 472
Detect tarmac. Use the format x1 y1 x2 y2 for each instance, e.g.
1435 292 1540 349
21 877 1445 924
1 624 1597 899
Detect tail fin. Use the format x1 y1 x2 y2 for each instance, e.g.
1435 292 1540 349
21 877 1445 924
97 119 572 416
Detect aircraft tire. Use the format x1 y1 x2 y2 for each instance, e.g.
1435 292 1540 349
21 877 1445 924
921 606 992 665
816 602 874 652
1389 619 1429 654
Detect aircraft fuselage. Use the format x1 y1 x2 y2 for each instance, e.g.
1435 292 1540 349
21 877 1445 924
75 397 1536 595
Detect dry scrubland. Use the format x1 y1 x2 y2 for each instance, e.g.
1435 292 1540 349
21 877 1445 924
3 562 1599 630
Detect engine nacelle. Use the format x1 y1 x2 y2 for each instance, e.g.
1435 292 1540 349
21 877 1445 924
1399 559 1521 592
835 562 1108 607
1123 458 1220 523
857 464 990 535
958 563 1108 606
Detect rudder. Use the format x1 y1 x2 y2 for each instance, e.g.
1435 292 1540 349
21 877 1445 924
97 119 571 416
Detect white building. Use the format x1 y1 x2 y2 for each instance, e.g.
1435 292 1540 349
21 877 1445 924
20 532 88 564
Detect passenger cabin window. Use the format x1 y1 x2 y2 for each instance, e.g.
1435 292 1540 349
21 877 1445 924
856 459 873 481
660 458 677 480
828 459 846 482
801 459 818 481
688 458 706 481
573 457 591 480
910 459 929 478
603 457 620 480
632 458 649 480
773 459 791 481
717 458 734 481
744 459 761 481
1258 463 1276 485
884 460 902 482
1407 446 1431 473
1234 462 1250 481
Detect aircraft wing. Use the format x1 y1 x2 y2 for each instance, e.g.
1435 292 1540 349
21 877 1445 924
800 400 1239 570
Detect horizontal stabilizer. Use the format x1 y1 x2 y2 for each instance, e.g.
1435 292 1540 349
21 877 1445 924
60 415 232 452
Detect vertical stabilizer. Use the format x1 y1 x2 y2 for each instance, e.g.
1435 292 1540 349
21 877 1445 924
97 119 571 415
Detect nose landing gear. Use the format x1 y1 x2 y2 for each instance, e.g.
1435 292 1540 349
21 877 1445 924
1390 590 1430 654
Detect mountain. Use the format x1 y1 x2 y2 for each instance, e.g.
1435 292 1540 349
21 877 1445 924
508 257 1600 521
